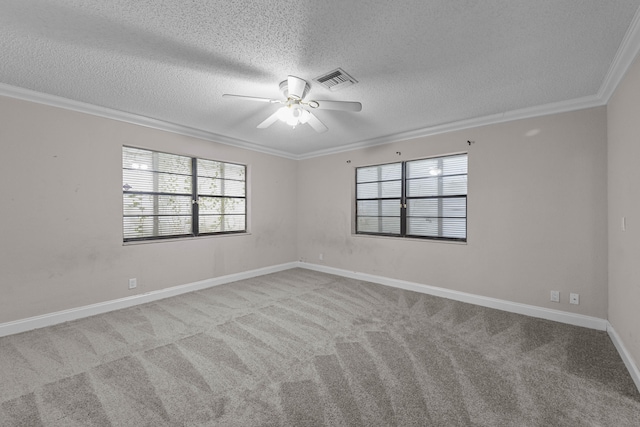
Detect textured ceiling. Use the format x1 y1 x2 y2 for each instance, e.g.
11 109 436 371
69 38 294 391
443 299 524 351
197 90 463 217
1 0 640 158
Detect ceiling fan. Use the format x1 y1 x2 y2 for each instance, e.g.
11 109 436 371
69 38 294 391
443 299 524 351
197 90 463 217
223 75 362 133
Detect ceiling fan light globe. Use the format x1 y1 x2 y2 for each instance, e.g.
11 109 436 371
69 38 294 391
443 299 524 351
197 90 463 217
299 109 311 124
277 106 291 122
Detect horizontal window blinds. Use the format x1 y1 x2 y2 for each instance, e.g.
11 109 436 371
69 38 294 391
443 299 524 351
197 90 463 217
355 153 467 241
405 154 467 240
123 146 246 242
356 162 402 235
196 158 246 234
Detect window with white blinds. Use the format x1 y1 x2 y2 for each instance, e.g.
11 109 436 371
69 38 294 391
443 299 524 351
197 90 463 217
122 146 246 242
356 153 467 241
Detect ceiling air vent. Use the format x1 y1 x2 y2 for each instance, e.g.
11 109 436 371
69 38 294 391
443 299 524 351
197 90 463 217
314 68 358 91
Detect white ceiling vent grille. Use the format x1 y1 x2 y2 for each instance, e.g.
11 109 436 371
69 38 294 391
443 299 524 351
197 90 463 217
314 68 358 91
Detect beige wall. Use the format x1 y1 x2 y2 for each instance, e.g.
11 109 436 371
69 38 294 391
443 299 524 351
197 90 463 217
608 56 640 368
298 107 609 318
0 95 298 323
0 94 615 326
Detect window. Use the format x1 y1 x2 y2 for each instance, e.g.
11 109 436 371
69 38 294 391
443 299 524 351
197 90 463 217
356 153 467 241
122 146 246 242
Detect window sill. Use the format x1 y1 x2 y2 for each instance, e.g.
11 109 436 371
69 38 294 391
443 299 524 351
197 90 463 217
351 233 467 245
123 232 251 246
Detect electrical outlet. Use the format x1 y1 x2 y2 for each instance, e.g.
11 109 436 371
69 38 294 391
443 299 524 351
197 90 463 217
570 293 579 305
128 278 137 289
319 253 324 261
550 291 560 302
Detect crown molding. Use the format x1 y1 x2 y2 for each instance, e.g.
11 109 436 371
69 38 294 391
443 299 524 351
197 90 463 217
297 94 604 159
299 7 640 161
3 3 640 164
0 83 298 160
598 5 640 102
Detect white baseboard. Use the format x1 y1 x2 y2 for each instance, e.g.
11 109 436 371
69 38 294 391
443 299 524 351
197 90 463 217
2 260 638 394
0 262 298 338
299 262 640 393
298 262 609 331
607 324 640 393
0 260 610 338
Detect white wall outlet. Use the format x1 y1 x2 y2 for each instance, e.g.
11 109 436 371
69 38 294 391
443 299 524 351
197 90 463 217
319 253 324 261
128 278 137 289
550 290 560 302
569 293 579 305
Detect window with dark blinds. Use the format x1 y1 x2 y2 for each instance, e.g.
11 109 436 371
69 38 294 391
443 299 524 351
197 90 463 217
356 153 467 241
356 162 402 235
122 146 246 242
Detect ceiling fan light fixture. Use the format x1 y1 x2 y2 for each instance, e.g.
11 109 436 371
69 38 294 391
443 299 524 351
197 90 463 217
224 74 360 133
277 106 292 122
277 104 311 128
299 109 311 124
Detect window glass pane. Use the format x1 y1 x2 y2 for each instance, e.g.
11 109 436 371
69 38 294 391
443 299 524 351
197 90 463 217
407 217 466 239
199 215 246 233
123 147 191 175
357 200 400 217
441 154 468 176
197 159 223 178
406 158 441 179
198 197 245 215
123 169 192 194
123 215 192 240
407 197 466 218
222 163 246 181
407 154 467 179
357 181 401 199
357 217 400 234
156 152 190 175
197 159 245 181
123 169 154 193
157 171 192 194
156 216 192 236
406 175 467 197
123 194 192 216
356 163 401 183
198 177 245 197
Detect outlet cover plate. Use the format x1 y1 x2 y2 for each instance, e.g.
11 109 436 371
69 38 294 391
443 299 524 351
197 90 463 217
569 293 579 305
128 278 137 289
550 291 560 302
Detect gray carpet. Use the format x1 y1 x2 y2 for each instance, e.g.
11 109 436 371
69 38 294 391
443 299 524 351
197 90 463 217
0 268 638 426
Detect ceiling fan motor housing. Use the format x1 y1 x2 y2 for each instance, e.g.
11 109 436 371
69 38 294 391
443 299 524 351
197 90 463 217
279 76 310 100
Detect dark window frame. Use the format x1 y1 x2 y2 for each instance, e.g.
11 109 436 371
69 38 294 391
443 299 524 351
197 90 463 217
355 153 467 242
122 146 247 242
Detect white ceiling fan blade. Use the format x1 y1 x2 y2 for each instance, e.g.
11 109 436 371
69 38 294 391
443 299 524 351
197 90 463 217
257 111 280 129
309 100 362 112
223 94 280 103
307 112 328 133
287 75 307 100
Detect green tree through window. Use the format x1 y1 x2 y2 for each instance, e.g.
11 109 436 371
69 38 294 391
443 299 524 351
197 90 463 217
122 146 246 241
